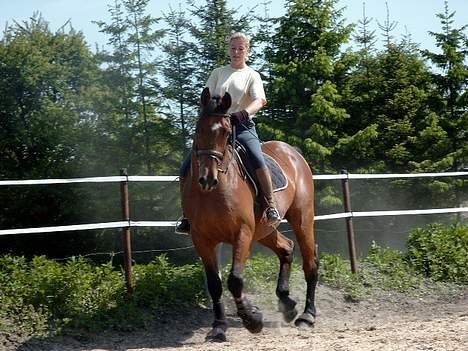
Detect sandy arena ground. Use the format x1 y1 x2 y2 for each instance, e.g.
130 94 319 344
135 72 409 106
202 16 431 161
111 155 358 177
3 283 467 351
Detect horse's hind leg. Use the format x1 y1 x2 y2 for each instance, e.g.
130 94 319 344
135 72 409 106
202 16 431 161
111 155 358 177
287 211 319 328
195 241 228 342
259 230 299 323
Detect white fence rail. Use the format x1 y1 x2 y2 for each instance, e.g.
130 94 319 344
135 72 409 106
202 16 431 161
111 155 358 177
0 171 467 237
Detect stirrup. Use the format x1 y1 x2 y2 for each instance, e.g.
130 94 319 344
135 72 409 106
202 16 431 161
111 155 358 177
175 217 190 234
265 207 281 225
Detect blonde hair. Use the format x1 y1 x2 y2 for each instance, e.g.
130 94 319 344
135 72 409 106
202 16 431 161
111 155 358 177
228 32 251 48
227 32 251 59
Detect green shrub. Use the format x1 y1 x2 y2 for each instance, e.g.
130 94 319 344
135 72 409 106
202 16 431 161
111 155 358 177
407 223 468 284
241 253 280 289
132 254 206 309
319 253 364 299
320 242 426 299
360 242 423 291
0 255 126 333
0 254 207 335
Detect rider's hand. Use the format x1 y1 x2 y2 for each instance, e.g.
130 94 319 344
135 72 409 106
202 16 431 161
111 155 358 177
230 110 249 125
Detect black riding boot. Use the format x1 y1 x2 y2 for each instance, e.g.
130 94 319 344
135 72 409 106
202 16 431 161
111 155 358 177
175 177 191 234
175 217 190 234
255 167 281 225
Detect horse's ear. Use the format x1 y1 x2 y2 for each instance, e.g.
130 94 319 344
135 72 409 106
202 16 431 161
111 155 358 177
201 87 211 107
221 92 232 112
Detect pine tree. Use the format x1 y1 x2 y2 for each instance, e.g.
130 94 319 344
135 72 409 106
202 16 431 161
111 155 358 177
264 0 354 172
93 0 138 172
421 0 467 173
96 0 172 175
418 0 468 209
187 0 252 92
250 0 277 120
122 0 165 174
161 4 198 154
335 1 381 169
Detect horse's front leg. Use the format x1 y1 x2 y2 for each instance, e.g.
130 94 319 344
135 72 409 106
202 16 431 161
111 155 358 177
196 242 228 342
228 229 264 333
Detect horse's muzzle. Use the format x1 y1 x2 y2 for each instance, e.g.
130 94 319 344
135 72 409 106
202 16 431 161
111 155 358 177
197 149 223 191
199 174 219 191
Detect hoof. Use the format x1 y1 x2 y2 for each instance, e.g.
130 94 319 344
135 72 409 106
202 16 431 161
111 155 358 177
205 327 227 342
294 313 315 329
238 305 263 333
278 299 298 323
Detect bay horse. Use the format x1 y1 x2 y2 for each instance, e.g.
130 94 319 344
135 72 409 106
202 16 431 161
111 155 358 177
181 87 318 341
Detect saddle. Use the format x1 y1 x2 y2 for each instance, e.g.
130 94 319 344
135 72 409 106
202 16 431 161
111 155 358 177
234 141 288 196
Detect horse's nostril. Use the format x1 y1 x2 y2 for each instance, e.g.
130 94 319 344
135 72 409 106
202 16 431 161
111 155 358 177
199 177 207 187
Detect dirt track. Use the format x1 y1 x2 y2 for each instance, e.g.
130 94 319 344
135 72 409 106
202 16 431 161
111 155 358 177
5 284 467 351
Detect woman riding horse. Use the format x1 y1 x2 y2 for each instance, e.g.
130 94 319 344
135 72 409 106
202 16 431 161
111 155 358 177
176 32 281 234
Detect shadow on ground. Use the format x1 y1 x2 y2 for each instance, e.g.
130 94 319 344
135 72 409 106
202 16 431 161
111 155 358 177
14 306 228 351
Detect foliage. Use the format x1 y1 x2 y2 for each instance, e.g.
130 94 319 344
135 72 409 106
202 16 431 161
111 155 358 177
320 241 431 300
319 252 364 299
94 0 178 176
132 254 206 308
0 255 125 334
160 6 199 153
1 223 466 337
186 0 252 86
236 253 280 293
0 255 206 335
263 0 354 173
0 14 96 180
0 14 107 256
421 0 467 175
407 223 468 284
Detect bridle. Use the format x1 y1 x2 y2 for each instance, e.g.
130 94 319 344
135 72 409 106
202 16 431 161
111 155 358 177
195 112 234 174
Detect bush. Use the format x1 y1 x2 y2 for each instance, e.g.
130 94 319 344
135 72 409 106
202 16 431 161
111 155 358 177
132 255 206 309
407 223 468 284
360 242 422 291
0 255 126 334
320 242 426 300
0 254 207 335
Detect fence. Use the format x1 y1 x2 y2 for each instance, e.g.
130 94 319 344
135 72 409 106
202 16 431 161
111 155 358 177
1 169 467 291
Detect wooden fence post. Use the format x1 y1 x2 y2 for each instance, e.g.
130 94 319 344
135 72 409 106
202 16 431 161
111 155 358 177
120 168 134 293
341 169 358 273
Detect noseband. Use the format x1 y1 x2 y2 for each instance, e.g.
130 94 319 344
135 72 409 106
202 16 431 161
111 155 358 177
195 113 233 172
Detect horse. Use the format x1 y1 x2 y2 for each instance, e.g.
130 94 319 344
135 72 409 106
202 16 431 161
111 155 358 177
181 87 318 342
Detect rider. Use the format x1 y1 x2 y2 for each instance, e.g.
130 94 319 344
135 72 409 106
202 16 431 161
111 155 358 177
175 32 281 234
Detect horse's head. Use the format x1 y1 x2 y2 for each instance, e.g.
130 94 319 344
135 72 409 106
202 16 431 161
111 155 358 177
194 87 232 192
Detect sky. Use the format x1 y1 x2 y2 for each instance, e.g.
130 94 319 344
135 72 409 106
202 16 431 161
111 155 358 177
0 0 467 53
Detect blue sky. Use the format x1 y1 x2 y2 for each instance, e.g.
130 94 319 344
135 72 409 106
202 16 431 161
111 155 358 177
1 0 467 52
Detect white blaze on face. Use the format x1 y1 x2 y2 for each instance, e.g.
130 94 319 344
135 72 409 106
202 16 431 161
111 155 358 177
211 122 222 132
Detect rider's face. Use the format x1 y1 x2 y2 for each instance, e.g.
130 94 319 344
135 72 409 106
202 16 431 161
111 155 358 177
229 38 249 68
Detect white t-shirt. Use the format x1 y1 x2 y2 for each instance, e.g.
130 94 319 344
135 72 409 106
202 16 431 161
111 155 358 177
206 65 266 115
